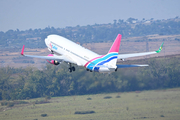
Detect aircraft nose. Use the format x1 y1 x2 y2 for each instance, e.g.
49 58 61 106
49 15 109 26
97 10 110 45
45 38 50 47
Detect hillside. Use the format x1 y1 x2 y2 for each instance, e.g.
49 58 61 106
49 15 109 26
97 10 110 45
0 17 180 49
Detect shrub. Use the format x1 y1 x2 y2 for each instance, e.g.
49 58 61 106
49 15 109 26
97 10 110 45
1 101 8 106
45 96 51 100
103 96 112 99
1 101 28 107
1 101 15 107
74 111 95 114
41 114 47 117
19 101 29 104
160 115 165 117
116 96 121 98
35 100 50 104
13 101 29 104
26 97 30 100
87 98 92 100
7 102 14 107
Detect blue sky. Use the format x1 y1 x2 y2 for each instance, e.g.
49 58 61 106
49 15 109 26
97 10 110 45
0 0 180 32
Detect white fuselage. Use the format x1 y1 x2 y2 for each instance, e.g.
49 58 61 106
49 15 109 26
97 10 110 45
45 35 100 67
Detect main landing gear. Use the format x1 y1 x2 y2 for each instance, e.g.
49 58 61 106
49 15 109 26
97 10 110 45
68 63 75 72
86 69 92 72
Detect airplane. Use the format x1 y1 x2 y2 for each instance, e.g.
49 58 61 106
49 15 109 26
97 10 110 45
21 34 163 73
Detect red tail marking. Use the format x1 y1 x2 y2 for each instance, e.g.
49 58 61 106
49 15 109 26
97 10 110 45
108 34 122 53
21 45 25 55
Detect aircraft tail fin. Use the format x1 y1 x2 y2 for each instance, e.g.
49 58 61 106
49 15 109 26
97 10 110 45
21 45 25 55
108 34 122 53
105 34 122 68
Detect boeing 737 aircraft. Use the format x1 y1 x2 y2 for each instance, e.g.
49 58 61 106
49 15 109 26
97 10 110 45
21 34 163 73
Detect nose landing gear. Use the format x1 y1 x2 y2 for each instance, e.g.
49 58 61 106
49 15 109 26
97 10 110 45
68 63 75 72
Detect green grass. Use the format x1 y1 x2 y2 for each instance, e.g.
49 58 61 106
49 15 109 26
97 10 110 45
0 88 180 120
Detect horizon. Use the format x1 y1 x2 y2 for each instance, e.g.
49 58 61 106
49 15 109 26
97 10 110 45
1 17 179 33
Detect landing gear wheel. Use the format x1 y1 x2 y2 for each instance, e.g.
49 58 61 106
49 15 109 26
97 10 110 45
72 66 75 71
69 68 72 72
68 63 75 72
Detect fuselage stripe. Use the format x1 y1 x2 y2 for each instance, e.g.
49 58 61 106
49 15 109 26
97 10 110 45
85 52 118 71
84 55 104 67
93 56 117 71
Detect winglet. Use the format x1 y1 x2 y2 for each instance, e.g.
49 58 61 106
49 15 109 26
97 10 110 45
156 42 164 53
21 45 25 55
108 34 122 53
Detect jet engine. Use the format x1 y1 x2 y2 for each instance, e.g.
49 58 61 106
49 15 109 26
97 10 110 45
46 54 60 65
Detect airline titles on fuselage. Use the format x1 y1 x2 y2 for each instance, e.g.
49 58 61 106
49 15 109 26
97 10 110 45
50 42 90 62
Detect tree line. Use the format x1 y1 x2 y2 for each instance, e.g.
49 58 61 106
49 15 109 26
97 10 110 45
0 56 179 100
0 17 180 49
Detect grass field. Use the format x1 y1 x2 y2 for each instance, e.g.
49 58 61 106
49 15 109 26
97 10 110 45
0 88 180 120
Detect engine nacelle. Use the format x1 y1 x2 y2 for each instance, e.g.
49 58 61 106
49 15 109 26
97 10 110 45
98 67 116 73
99 67 110 72
46 54 60 65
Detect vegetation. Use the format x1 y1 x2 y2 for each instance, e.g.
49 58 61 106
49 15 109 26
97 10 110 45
74 110 95 114
116 95 121 98
0 16 179 120
1 100 28 107
41 113 48 117
0 89 180 120
103 96 112 99
0 55 179 100
0 17 180 49
86 97 92 100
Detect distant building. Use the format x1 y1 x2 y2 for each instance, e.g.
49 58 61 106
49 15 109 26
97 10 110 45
145 21 151 23
132 20 137 24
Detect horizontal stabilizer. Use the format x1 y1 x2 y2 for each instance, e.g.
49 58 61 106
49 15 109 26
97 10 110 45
117 64 148 68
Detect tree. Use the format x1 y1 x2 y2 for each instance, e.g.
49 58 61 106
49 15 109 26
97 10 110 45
118 19 124 24
126 17 137 24
113 19 117 25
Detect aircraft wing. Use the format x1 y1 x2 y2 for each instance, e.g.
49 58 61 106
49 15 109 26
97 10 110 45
118 42 163 60
22 54 65 60
21 45 76 64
